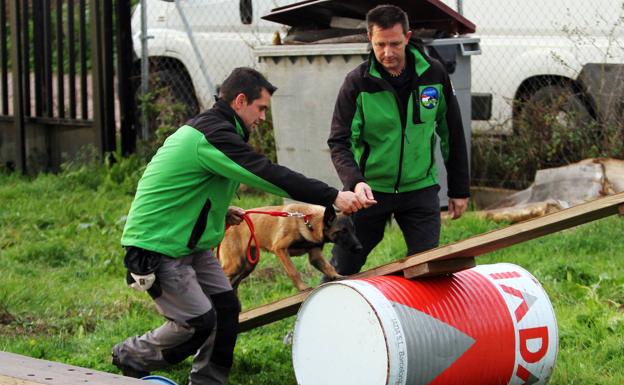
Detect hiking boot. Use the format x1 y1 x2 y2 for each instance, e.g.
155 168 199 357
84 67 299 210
112 354 150 379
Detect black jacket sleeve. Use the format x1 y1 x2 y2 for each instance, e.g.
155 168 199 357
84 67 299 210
327 69 367 191
438 69 470 198
200 124 339 207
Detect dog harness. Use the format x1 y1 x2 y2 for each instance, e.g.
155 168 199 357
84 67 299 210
217 210 313 265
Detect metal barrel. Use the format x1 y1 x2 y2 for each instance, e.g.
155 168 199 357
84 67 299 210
292 263 558 385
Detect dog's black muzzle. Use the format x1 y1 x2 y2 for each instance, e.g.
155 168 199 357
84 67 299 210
334 230 362 254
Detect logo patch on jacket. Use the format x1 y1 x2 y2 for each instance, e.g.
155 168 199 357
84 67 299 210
420 87 439 109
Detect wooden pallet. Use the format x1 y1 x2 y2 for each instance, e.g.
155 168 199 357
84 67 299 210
238 192 624 332
0 352 144 385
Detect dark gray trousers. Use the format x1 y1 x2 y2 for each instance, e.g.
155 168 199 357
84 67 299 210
330 185 441 275
113 250 236 385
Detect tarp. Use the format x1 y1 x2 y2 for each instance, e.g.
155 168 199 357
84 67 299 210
478 158 624 223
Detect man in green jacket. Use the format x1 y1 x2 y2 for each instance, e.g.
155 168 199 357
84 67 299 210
326 5 470 278
112 67 368 385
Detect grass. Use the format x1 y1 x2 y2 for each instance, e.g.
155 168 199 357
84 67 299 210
1 167 624 385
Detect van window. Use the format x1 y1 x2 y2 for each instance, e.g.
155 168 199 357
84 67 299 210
240 0 253 25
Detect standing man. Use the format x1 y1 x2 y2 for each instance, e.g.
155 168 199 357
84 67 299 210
112 67 367 385
326 5 470 277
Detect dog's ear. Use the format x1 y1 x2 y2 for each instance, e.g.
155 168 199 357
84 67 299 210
323 205 337 227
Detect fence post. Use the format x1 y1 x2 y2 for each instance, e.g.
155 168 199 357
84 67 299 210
116 1 137 155
9 0 25 173
102 0 115 154
90 0 104 155
140 0 149 139
90 0 116 157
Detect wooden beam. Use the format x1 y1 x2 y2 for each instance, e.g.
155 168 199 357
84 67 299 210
0 375 42 385
0 352 144 385
239 290 311 333
402 257 475 279
238 192 624 332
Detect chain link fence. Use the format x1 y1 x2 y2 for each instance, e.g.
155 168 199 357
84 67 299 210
132 0 291 142
134 0 624 186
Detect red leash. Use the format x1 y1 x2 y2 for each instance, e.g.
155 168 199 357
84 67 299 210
217 210 312 265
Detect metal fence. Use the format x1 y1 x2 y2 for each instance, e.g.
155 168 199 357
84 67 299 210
135 0 623 136
0 0 136 173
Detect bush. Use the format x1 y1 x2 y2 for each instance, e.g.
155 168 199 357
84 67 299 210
472 117 624 190
136 82 277 163
248 109 277 163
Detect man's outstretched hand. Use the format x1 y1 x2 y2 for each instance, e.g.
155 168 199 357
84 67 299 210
334 184 377 214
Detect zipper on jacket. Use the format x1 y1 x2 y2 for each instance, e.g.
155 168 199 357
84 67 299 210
394 122 407 193
359 141 371 178
187 198 212 250
392 87 407 193
425 132 437 178
369 76 408 193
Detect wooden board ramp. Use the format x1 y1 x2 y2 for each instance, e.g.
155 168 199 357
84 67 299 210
239 192 624 332
0 352 144 385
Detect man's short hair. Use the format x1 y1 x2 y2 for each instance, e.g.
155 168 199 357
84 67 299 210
366 4 409 35
219 67 277 104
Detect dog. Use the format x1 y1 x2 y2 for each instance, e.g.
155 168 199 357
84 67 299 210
219 203 362 291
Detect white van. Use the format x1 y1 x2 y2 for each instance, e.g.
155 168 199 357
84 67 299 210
457 0 624 133
131 0 296 115
132 0 624 133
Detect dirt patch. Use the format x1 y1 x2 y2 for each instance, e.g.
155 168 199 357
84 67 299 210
0 310 57 337
253 267 281 281
0 308 15 324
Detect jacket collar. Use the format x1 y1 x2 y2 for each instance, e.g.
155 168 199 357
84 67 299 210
212 99 250 142
366 43 431 80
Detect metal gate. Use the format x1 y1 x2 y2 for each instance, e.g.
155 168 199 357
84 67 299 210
0 0 136 173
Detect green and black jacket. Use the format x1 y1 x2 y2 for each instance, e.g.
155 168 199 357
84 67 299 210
122 100 338 257
328 44 470 197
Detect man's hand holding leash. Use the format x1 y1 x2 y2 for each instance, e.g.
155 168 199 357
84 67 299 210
354 182 377 209
226 206 246 226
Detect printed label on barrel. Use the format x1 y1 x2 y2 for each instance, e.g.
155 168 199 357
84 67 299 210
360 263 557 385
474 263 558 385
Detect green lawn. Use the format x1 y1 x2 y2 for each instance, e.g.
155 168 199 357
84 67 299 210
1 169 623 385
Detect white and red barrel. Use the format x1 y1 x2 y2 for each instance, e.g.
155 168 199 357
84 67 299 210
292 263 558 385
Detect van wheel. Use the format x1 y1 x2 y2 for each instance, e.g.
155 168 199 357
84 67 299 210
514 84 595 165
135 68 200 138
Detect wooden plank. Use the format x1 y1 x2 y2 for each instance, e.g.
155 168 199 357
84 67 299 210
402 257 475 279
0 352 144 385
238 192 624 332
365 192 624 277
0 375 42 385
238 290 312 333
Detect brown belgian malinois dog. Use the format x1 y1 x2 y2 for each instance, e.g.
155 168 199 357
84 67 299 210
219 203 362 291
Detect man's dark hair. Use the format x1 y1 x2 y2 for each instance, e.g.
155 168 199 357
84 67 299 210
219 67 277 104
366 4 409 35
